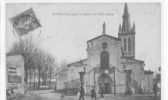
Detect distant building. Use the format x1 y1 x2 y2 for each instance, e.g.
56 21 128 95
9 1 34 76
56 67 69 90
7 55 25 94
57 3 152 95
142 71 154 93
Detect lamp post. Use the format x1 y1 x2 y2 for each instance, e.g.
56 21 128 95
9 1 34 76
79 67 86 100
93 67 97 100
79 71 85 86
94 68 96 88
111 67 116 96
93 65 99 89
55 73 57 91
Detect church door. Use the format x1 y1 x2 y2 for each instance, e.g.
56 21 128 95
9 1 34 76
98 73 113 94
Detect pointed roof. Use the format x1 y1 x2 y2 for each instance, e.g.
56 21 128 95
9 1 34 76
67 59 87 67
88 22 120 43
121 3 131 33
121 56 144 64
87 34 120 43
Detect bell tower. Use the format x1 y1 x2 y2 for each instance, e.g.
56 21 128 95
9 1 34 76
118 3 135 58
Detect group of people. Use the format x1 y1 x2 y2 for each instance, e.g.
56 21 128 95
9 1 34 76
60 86 98 100
153 80 161 97
59 82 160 100
77 86 97 100
6 88 15 97
77 86 105 100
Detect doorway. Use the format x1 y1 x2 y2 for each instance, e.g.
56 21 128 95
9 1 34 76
98 73 113 94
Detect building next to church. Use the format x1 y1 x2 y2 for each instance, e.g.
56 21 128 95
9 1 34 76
7 55 25 94
56 3 153 95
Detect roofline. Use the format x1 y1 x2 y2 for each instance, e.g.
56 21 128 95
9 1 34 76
121 57 144 64
118 32 135 35
87 34 120 43
67 59 87 67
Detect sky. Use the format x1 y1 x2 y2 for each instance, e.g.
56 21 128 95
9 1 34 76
6 3 161 71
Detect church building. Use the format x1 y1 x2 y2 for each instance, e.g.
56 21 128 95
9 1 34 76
61 3 147 95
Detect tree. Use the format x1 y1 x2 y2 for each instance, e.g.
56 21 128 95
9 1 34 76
39 52 55 87
7 36 57 89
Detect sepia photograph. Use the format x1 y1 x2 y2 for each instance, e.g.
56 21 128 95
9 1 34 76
6 2 161 100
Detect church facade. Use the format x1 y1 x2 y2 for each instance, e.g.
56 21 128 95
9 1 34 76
62 3 148 95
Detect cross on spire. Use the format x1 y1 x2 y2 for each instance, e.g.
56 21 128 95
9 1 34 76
102 22 106 34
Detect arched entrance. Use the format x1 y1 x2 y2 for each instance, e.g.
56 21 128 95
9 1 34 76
98 73 113 94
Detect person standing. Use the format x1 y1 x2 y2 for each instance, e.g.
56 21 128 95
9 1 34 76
153 81 158 97
60 92 65 100
100 86 104 98
77 89 80 100
91 88 96 100
79 86 85 100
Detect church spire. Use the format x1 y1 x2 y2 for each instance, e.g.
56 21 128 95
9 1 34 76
118 3 135 58
122 3 131 33
102 22 106 35
124 3 129 16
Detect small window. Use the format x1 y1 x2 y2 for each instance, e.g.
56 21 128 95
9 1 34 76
102 42 108 49
128 38 131 51
124 38 127 51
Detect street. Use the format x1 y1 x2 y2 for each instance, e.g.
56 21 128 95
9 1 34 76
11 90 161 100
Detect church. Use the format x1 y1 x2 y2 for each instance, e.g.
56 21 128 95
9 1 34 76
57 3 152 95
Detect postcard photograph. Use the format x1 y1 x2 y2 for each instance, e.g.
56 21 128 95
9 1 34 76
6 2 161 100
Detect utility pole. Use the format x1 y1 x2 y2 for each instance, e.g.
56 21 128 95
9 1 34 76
79 71 85 100
94 68 97 100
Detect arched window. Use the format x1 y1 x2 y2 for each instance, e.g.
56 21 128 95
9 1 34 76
100 51 109 69
128 38 131 51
